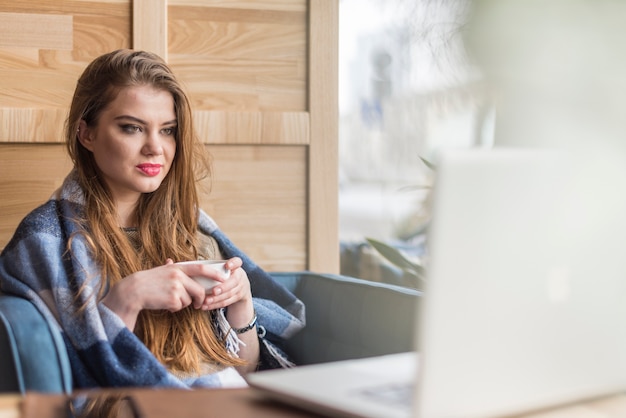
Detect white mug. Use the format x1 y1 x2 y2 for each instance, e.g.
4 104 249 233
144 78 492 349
175 259 230 290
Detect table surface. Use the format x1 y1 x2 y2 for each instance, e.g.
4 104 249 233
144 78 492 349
2 388 626 418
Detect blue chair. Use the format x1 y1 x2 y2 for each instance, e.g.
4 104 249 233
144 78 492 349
0 272 420 394
0 296 72 394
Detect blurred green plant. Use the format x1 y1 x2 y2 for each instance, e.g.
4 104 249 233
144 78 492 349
365 156 435 290
419 156 436 171
365 237 427 290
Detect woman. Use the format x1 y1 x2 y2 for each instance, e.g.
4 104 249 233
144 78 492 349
0 49 304 389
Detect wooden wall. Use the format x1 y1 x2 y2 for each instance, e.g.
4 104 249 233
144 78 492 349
0 0 338 273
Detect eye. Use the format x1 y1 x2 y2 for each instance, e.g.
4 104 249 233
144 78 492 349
161 127 176 136
121 124 142 134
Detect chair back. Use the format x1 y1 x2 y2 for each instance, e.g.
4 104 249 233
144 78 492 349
0 295 72 394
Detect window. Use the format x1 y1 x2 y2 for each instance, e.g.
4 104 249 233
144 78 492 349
338 0 490 288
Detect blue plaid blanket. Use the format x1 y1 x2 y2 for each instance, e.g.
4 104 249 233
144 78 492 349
0 172 305 389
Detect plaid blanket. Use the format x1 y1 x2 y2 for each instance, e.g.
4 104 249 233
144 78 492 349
0 171 305 389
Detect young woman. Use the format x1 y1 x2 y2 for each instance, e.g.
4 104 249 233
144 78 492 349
0 49 304 389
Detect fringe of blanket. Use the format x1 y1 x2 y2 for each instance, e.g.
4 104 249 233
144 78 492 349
216 309 243 356
215 308 295 368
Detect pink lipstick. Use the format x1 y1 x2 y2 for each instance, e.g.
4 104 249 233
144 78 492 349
136 163 162 177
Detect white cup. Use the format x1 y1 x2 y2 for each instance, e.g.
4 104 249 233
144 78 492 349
175 259 230 290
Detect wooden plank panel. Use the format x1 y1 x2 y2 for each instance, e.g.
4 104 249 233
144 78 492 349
0 48 40 70
0 143 307 272
0 108 66 142
169 5 305 24
169 0 306 12
203 145 307 271
168 17 304 57
72 14 130 60
168 4 306 112
0 12 73 50
171 60 306 111
193 111 309 144
308 0 339 273
0 1 130 17
0 69 78 108
133 0 167 59
0 144 72 250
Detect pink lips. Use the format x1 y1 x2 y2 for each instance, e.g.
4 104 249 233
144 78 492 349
136 163 162 177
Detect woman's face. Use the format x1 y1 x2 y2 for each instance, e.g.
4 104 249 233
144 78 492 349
78 85 177 207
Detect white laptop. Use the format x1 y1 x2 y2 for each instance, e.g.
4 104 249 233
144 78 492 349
247 148 626 418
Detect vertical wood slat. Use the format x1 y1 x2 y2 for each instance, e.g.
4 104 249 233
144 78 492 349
307 0 339 273
133 0 168 59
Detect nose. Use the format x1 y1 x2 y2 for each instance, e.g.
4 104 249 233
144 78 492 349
142 130 164 156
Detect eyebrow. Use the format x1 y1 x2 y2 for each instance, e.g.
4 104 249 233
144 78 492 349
114 115 178 126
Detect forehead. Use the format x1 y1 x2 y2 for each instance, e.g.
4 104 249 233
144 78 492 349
103 85 176 120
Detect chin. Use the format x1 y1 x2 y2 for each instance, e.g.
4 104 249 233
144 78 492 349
139 180 166 194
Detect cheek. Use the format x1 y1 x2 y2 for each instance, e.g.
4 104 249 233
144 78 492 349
92 141 134 172
92 133 127 156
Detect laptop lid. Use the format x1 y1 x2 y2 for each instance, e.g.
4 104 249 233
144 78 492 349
416 148 626 417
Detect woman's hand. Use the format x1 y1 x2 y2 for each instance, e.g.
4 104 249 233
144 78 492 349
101 259 206 331
201 257 252 312
202 257 260 373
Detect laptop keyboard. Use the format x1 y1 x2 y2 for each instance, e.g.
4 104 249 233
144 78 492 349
356 382 414 408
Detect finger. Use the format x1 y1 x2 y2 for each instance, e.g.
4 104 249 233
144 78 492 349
212 274 238 294
176 273 208 309
164 274 194 307
210 275 243 300
204 284 247 308
167 290 192 312
225 257 242 271
203 294 240 311
203 290 229 308
208 265 243 297
165 258 174 265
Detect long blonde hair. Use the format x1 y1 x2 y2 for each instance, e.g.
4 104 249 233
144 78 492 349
65 49 244 372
